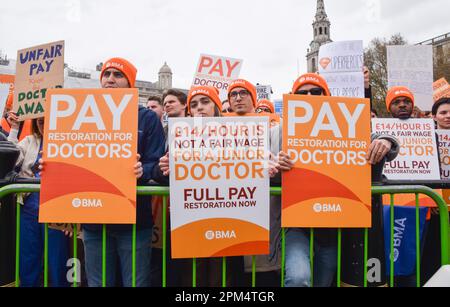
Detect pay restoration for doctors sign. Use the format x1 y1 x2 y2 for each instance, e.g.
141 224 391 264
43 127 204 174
39 88 138 224
282 94 371 228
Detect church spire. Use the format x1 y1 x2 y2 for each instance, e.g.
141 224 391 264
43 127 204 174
306 0 332 73
315 0 328 21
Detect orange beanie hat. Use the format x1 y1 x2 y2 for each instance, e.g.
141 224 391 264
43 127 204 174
228 79 257 107
101 57 137 88
385 86 415 112
292 73 331 96
188 86 222 114
257 99 275 113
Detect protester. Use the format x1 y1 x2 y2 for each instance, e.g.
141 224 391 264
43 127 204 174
163 89 187 118
371 109 378 118
385 86 441 287
1 92 32 141
158 86 279 286
228 79 257 115
271 73 399 287
364 66 372 105
221 100 232 113
7 114 69 287
432 98 450 129
421 97 450 284
256 99 275 114
41 57 166 287
147 95 164 121
386 86 415 119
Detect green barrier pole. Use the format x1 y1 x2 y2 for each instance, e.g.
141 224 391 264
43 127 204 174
132 224 136 288
337 229 341 288
364 228 368 288
222 257 226 287
415 194 421 287
73 225 77 288
15 199 20 287
252 256 256 287
310 228 314 287
390 194 394 288
162 196 167 288
102 224 106 287
192 258 196 287
281 228 285 288
44 223 48 287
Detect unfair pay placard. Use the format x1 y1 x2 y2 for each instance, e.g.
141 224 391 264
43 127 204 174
39 89 138 224
168 117 270 259
14 41 65 121
282 95 371 228
372 119 440 180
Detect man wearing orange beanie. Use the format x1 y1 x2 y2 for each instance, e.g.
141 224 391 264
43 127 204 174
291 73 331 96
80 57 165 287
270 73 400 287
187 86 222 117
256 99 275 114
385 86 415 119
228 79 257 115
100 57 137 88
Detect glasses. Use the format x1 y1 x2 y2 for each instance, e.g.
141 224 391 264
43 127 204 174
103 71 125 79
256 108 271 113
229 90 250 100
295 88 323 96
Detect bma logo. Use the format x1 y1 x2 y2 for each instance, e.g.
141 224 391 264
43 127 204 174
205 230 237 240
313 203 342 213
72 198 103 208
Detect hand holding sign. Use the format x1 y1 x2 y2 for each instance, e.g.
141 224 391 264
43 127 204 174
276 151 294 172
6 112 20 130
366 139 392 165
159 152 170 176
134 154 143 179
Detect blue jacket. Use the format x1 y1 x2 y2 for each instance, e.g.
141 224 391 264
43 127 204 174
83 106 165 232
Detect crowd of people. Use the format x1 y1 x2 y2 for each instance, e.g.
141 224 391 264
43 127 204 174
1 56 449 287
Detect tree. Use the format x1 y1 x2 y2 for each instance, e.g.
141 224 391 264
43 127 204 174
434 43 450 82
364 34 408 118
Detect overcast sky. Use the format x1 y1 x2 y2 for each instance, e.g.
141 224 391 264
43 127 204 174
1 0 449 99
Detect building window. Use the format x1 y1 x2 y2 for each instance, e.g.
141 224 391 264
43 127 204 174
315 29 317 36
325 27 327 35
312 58 316 72
319 27 322 35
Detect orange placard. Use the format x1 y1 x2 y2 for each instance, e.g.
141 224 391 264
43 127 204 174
0 74 15 87
39 88 138 224
433 78 450 102
282 94 371 228
0 74 15 100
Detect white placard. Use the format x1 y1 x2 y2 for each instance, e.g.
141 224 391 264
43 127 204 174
387 45 434 111
372 118 441 180
168 116 270 258
192 54 243 102
318 40 365 98
256 85 272 101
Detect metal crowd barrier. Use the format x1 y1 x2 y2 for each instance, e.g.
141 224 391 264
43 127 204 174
0 182 448 287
